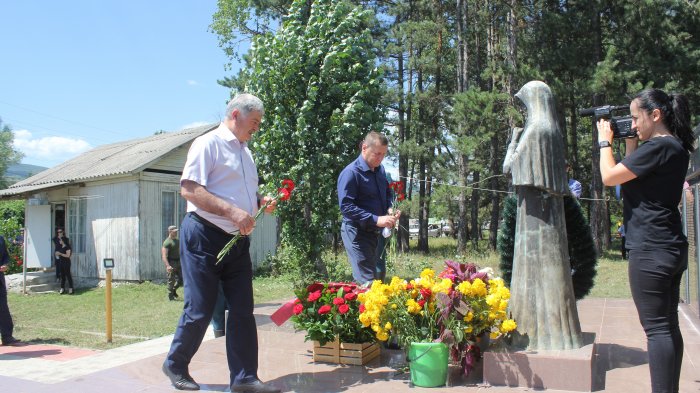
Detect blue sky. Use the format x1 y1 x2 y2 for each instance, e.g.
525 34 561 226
0 1 244 167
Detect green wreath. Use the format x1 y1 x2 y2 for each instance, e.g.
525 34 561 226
496 194 598 300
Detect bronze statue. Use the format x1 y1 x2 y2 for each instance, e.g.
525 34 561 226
503 80 583 350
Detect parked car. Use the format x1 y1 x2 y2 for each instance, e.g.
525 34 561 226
427 224 441 237
409 223 419 238
441 224 455 237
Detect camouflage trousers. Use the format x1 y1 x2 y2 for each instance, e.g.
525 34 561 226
167 259 183 294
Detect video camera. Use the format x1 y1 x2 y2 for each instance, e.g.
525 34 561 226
579 105 636 139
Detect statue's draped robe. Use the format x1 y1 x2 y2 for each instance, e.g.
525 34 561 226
504 81 583 350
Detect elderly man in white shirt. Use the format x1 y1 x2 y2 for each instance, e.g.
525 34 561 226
162 94 280 393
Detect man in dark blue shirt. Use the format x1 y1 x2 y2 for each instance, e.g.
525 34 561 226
338 131 399 285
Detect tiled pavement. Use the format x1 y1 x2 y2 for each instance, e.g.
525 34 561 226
1 298 699 393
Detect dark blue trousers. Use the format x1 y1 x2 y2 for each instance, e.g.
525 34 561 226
165 213 258 386
0 272 14 341
340 221 379 285
628 245 687 393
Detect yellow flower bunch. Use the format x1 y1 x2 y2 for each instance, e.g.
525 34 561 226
358 260 518 376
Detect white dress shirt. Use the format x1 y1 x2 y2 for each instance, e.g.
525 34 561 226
181 122 259 233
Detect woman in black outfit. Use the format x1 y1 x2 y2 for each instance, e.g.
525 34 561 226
53 228 74 294
598 89 693 393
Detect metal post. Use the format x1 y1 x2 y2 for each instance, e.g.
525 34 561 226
105 269 112 343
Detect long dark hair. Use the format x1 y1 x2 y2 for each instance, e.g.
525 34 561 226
634 88 695 152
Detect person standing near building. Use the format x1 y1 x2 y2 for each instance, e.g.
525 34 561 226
162 94 280 393
162 225 182 301
599 88 693 393
54 228 73 295
337 131 400 285
0 235 21 346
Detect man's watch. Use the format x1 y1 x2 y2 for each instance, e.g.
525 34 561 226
598 140 611 149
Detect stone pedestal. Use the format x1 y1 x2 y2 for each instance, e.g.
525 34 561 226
483 333 596 392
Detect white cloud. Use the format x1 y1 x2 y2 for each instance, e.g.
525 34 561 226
13 129 92 165
187 80 199 86
180 121 211 130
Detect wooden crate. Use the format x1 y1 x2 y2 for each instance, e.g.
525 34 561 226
312 337 381 365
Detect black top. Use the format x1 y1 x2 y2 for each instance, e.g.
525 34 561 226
53 236 72 262
621 136 689 250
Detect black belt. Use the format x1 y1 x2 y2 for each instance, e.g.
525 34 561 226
346 221 380 235
189 212 234 237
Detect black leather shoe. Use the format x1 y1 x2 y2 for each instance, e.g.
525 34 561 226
1 337 21 346
162 362 200 391
231 379 281 393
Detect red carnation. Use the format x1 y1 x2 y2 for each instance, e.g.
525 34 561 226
397 193 405 201
282 179 295 193
318 304 332 315
344 292 357 301
307 290 322 302
418 299 426 308
420 288 432 299
278 187 291 201
307 283 324 293
359 304 366 313
338 304 350 314
332 297 345 306
293 303 304 315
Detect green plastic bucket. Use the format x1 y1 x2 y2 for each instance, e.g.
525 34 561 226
407 342 449 387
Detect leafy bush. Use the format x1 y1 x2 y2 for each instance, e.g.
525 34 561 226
0 200 24 274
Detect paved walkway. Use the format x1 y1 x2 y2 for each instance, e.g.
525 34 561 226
1 298 699 392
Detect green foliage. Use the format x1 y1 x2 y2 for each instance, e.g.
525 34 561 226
0 200 24 274
564 196 598 299
239 0 384 275
496 195 598 300
0 118 24 189
496 195 516 285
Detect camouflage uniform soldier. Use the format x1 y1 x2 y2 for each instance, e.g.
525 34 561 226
162 225 182 301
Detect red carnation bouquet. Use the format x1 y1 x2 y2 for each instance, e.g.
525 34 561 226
290 282 376 345
217 179 295 263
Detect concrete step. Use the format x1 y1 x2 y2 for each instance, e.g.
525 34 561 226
25 283 61 293
23 271 58 285
6 271 59 293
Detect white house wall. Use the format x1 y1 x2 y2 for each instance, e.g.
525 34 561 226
138 175 181 281
79 179 140 281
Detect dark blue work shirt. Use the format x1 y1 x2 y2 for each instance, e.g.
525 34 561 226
337 154 393 231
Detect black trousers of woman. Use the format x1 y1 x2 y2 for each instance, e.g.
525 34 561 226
58 259 73 291
628 245 687 393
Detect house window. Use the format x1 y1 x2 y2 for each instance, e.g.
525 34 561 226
162 191 187 236
68 198 87 253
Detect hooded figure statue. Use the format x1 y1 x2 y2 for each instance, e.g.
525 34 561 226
503 80 583 350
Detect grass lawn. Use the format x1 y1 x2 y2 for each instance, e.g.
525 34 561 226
7 237 631 350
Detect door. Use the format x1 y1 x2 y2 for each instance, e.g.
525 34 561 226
25 205 51 268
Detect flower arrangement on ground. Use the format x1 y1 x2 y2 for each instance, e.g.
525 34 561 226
358 260 517 375
291 282 376 346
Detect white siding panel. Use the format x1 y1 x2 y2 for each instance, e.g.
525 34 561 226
149 146 189 172
72 181 140 281
250 213 278 270
92 217 139 279
139 180 181 281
